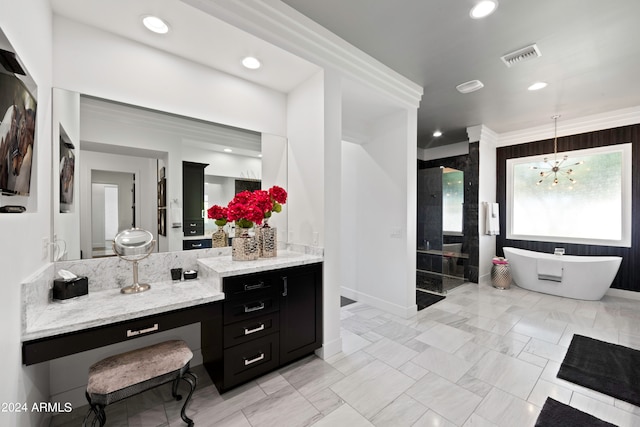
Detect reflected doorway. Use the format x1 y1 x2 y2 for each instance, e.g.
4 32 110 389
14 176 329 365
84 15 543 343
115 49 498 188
91 170 135 258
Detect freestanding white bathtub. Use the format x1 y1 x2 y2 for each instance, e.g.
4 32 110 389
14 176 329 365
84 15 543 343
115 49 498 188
502 247 622 300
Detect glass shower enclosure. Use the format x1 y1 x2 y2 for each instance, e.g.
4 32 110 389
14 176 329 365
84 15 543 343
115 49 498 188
417 167 467 294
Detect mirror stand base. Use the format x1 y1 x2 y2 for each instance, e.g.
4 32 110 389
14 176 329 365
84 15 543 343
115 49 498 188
121 283 151 294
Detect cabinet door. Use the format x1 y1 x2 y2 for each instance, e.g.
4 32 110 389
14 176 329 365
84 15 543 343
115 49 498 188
182 161 207 225
279 263 323 366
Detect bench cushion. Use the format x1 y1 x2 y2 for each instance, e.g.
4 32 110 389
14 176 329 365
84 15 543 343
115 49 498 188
87 340 193 396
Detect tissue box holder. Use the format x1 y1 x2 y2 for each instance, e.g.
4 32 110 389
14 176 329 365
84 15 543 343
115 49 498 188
53 276 88 301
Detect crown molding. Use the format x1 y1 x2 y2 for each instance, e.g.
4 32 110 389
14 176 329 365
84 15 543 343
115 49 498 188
497 106 640 147
182 0 423 109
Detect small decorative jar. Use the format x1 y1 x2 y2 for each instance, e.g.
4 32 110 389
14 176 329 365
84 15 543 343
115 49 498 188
257 219 277 258
211 225 228 248
232 227 258 261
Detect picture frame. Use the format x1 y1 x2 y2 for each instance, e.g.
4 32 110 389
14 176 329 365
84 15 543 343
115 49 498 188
59 125 75 212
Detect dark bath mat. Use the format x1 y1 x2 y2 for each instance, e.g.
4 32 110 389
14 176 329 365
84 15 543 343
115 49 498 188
340 296 356 307
416 290 445 310
558 334 640 407
535 397 617 427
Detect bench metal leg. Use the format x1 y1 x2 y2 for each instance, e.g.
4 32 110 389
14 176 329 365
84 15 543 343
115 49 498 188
179 370 198 426
83 391 106 427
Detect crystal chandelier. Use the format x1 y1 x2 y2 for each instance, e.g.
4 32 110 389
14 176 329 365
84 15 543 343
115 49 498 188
532 115 583 186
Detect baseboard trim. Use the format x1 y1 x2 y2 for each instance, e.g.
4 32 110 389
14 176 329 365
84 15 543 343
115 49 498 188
605 288 640 301
316 337 342 360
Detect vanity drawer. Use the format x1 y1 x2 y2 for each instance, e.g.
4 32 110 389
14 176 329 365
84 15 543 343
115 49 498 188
183 238 212 251
223 273 278 299
223 333 279 390
223 295 279 325
223 313 280 349
183 220 204 236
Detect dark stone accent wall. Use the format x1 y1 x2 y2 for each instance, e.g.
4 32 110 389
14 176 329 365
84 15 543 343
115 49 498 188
418 142 479 283
496 124 640 291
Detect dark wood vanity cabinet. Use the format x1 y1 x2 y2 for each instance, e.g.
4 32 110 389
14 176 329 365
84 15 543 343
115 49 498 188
203 262 323 392
182 161 207 237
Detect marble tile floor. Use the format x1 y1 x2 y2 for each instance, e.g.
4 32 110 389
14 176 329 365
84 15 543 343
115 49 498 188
50 282 640 426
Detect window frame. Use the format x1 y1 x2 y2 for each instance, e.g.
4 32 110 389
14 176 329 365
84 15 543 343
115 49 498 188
506 143 632 247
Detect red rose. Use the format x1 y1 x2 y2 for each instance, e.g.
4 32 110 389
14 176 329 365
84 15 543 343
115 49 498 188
207 205 228 220
268 186 287 204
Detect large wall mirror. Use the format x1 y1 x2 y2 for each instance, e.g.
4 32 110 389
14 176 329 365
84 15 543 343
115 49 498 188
52 88 287 261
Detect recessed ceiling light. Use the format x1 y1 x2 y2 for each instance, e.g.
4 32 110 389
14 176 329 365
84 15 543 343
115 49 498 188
433 130 443 137
242 56 261 70
223 148 233 153
456 80 484 94
470 0 498 19
142 15 169 34
528 82 548 91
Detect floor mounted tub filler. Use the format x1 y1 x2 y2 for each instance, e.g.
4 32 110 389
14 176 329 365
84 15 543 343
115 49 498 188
502 247 622 301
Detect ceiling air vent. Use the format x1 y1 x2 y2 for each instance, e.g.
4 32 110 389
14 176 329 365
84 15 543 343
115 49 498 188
501 44 541 67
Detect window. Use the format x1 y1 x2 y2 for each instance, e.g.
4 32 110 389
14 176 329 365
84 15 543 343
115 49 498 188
506 143 631 247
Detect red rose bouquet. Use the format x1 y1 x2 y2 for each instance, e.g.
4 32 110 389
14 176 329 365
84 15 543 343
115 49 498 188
207 205 228 227
226 190 267 229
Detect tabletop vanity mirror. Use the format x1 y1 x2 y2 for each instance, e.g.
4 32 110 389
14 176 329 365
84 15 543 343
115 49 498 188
52 88 287 261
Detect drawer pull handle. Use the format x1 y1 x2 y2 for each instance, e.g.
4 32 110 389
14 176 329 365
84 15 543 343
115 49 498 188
190 223 197 227
244 323 265 335
244 302 265 313
282 276 288 297
190 230 197 234
244 352 265 366
192 243 202 248
126 323 158 337
244 281 265 291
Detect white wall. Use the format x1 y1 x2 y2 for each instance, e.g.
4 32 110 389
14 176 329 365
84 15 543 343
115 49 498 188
419 141 469 161
0 1 53 426
261 134 289 242
287 71 325 247
341 109 418 318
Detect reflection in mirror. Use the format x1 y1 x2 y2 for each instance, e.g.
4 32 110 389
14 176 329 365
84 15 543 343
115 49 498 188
91 170 135 258
52 89 287 261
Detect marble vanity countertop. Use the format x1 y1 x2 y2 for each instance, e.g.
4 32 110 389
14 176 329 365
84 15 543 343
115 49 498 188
22 279 224 342
197 250 323 278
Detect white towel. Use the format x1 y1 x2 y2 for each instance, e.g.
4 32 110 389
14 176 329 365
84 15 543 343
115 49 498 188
171 207 182 228
485 203 500 235
537 258 563 282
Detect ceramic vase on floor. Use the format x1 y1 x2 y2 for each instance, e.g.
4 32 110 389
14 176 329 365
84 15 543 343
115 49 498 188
211 226 228 248
232 227 258 261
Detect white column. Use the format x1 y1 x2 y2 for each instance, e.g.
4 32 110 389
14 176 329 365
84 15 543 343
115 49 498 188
468 125 498 284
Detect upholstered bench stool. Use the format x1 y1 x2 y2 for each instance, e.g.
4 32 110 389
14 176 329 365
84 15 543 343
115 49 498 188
83 340 197 426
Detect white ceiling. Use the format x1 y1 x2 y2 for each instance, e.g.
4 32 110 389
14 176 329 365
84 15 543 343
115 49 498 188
51 0 640 149
50 0 319 93
281 0 640 147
